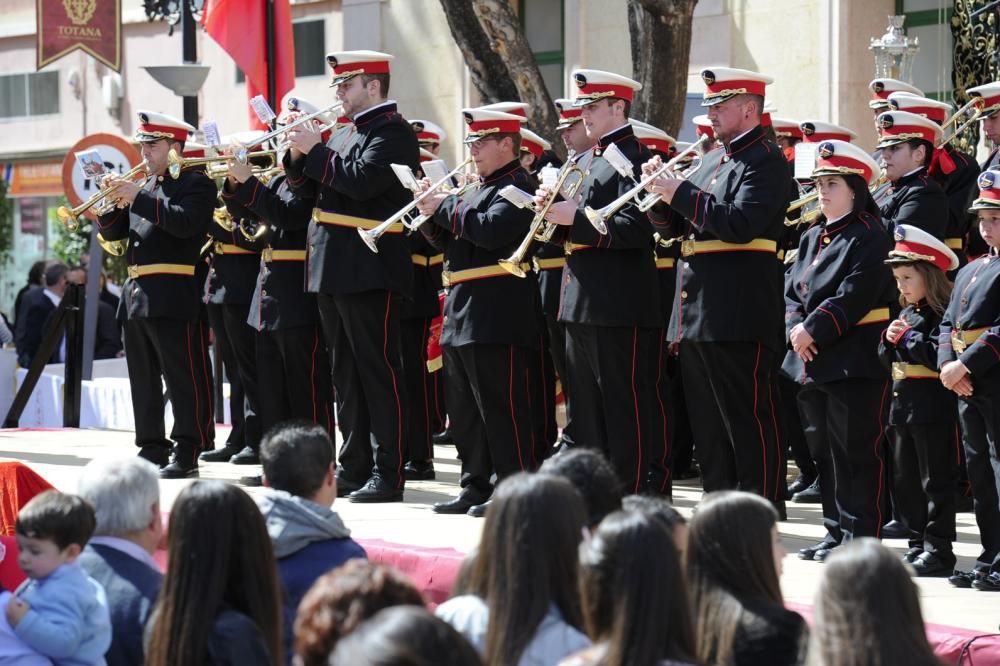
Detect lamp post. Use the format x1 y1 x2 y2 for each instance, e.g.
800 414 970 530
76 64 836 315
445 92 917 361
142 0 209 128
869 15 920 83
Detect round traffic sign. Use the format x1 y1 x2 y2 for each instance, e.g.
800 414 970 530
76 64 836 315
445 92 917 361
60 133 141 221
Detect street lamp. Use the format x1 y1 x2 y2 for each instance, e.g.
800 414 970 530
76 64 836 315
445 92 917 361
869 15 920 83
142 0 207 128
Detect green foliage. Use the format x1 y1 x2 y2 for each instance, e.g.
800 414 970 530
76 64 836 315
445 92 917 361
51 196 128 284
0 179 13 268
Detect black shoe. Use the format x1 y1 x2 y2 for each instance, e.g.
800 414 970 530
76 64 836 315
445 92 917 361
229 446 260 465
676 465 701 480
955 493 974 513
404 461 436 481
138 446 170 468
432 429 454 445
791 479 821 503
160 451 199 479
972 572 1000 591
336 474 364 498
948 569 985 588
910 552 956 577
786 474 816 499
902 546 924 563
433 492 489 514
798 540 837 561
881 520 919 540
199 443 242 463
814 544 839 562
239 475 263 487
467 500 491 518
348 476 403 503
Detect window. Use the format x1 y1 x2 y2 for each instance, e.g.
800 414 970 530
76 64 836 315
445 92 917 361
237 19 326 83
895 0 952 101
0 72 59 119
520 0 564 98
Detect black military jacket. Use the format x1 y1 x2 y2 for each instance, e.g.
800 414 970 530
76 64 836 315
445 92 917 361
203 213 261 306
782 210 896 384
553 124 660 328
938 252 1000 396
403 231 443 320
222 174 318 332
422 158 541 349
648 124 788 350
877 301 957 425
96 168 214 320
880 167 948 239
284 101 418 297
943 145 979 264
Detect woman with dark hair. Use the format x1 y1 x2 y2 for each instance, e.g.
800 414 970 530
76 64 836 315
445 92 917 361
563 510 699 666
329 606 482 666
621 494 688 558
686 491 806 666
806 539 942 666
293 559 425 666
784 140 896 561
145 481 282 666
435 473 590 665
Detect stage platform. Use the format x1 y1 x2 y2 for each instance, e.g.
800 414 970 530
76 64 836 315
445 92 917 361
0 426 997 659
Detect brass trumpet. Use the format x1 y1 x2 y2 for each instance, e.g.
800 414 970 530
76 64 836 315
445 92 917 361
239 218 269 243
236 101 344 162
784 171 891 227
940 96 985 146
359 157 474 254
166 149 276 180
497 162 587 278
56 160 150 231
97 232 127 257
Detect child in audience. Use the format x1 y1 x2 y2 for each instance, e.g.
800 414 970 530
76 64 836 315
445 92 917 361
7 490 111 666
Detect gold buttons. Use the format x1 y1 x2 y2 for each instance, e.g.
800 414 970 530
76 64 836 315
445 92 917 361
822 236 831 245
681 290 688 299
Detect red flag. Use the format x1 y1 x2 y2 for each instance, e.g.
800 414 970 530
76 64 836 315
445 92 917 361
202 0 295 130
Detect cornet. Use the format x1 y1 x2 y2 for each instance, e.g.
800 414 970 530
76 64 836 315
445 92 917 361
359 157 474 254
56 160 151 231
940 96 985 146
497 162 587 278
166 149 277 180
583 135 712 233
236 101 344 162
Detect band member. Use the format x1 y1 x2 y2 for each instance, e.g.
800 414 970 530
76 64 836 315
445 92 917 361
879 225 960 577
940 170 1000 590
284 50 419 503
519 127 551 173
771 117 803 168
96 111 215 478
540 69 664 494
888 93 979 263
410 119 447 157
967 82 1000 259
876 110 949 239
219 109 335 441
643 68 787 511
868 78 923 118
414 108 542 515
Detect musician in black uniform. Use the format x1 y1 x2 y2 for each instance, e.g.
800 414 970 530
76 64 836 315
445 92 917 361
541 69 663 495
783 141 895 560
878 225 961 577
876 110 949 239
967 82 1000 259
96 111 216 478
284 50 419 503
220 130 335 440
415 108 542 515
939 171 1000 590
888 92 980 265
642 68 787 511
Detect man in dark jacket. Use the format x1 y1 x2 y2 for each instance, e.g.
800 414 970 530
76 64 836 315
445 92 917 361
76 457 164 666
15 262 68 367
256 421 367 664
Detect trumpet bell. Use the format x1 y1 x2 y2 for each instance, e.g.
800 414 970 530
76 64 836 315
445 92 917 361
497 258 527 278
583 206 609 234
357 227 380 254
56 206 80 231
97 232 126 257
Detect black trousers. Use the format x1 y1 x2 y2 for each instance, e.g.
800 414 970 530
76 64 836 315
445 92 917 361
958 395 1000 569
534 326 558 460
564 323 663 494
208 303 261 450
544 313 575 447
679 341 786 509
777 372 816 480
646 334 674 496
888 421 959 557
666 352 695 476
256 323 335 436
444 343 538 496
206 303 243 447
401 317 436 464
797 379 890 542
124 317 215 460
317 291 407 488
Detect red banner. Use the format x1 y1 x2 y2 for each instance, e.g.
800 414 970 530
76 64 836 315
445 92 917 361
36 0 122 72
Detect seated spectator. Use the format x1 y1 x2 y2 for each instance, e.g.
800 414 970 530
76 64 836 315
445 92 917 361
294 559 425 666
8 490 111 665
436 473 591 665
806 539 941 666
540 448 623 528
687 491 806 666
563 510 698 666
145 481 282 666
622 494 688 558
255 421 366 663
329 606 482 666
77 457 163 666
15 262 68 367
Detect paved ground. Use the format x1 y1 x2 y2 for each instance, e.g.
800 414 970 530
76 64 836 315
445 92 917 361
0 426 997 633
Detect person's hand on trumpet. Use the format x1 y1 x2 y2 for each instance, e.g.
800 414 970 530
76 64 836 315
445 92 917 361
226 143 254 185
414 177 450 217
99 173 141 209
285 112 323 158
533 185 576 226
640 155 684 205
